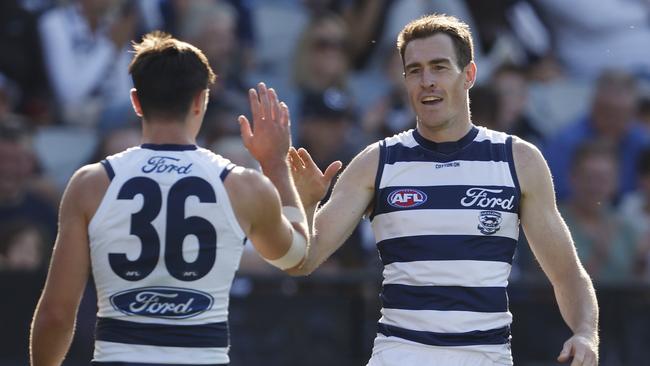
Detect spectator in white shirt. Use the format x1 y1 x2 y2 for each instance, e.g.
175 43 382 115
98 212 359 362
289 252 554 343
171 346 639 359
38 0 139 128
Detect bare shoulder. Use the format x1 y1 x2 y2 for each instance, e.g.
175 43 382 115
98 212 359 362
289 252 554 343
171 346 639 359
64 163 110 221
223 166 280 234
223 166 277 201
339 142 380 188
511 137 552 195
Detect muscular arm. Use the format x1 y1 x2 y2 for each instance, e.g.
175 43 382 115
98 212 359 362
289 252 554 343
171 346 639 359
30 164 107 366
296 144 378 274
514 138 599 364
225 166 307 270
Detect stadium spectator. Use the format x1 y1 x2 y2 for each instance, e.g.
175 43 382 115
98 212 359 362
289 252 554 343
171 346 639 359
294 13 351 95
0 220 47 272
544 69 650 202
560 141 639 282
87 126 141 164
468 85 499 130
0 120 57 242
528 0 650 81
0 0 51 123
361 47 415 140
38 0 140 128
491 63 543 146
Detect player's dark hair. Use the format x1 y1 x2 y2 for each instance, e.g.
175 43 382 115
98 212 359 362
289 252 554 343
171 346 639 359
129 31 216 121
397 14 474 70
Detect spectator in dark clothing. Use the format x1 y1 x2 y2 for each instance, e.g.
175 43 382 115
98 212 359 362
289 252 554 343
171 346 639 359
0 120 57 241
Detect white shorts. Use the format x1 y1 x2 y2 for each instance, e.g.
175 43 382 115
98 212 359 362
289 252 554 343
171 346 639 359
366 339 513 366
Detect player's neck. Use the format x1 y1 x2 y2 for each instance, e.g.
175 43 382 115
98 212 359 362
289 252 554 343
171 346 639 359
141 120 196 146
416 117 473 143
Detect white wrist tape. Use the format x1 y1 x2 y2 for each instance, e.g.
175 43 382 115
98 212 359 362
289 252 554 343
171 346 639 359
282 206 306 223
263 227 307 270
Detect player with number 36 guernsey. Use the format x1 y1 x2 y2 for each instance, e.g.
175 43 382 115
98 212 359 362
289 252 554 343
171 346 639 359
30 32 308 366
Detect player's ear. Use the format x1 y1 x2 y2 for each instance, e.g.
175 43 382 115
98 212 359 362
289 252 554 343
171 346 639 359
192 89 209 115
130 88 144 117
464 61 477 90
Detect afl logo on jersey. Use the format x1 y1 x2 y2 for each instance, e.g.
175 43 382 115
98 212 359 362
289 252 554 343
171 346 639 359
478 210 502 235
388 188 427 208
110 286 213 319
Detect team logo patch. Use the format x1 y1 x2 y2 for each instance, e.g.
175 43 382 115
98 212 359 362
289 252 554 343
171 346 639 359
388 188 427 208
478 210 502 235
110 286 213 319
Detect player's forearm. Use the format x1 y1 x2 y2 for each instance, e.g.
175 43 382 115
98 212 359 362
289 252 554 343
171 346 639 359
30 305 76 366
553 265 599 343
260 159 302 210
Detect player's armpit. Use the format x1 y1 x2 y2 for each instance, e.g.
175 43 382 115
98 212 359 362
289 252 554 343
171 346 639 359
31 163 107 366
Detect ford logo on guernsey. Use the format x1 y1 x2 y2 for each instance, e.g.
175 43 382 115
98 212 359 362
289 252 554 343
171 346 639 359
388 188 428 208
110 287 213 319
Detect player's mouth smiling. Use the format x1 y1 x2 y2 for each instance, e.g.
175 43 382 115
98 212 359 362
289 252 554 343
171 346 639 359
421 95 443 106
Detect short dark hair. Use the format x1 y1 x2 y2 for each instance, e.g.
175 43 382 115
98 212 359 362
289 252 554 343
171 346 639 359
397 14 474 70
129 31 216 121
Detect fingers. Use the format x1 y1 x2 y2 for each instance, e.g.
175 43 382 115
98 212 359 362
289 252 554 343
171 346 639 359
558 341 573 363
297 148 320 172
258 82 272 122
280 101 290 128
268 88 280 121
248 88 261 123
238 115 253 147
288 147 304 171
323 161 343 183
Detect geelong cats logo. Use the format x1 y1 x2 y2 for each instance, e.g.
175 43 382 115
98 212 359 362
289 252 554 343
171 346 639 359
478 210 502 235
388 188 427 208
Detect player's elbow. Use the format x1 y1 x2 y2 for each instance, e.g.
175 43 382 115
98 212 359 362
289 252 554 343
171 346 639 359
32 301 76 334
284 263 315 277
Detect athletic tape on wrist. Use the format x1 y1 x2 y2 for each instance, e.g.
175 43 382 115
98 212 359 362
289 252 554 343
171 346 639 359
263 227 307 270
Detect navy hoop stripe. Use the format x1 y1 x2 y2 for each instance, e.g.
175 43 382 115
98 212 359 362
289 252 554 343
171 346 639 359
377 235 517 265
381 284 508 313
377 322 510 347
95 317 229 348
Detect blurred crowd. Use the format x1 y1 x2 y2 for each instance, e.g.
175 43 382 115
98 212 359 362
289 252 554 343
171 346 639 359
2 0 650 287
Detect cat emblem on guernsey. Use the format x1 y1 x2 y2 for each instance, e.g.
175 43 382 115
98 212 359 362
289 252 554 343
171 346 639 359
388 188 427 208
478 210 502 235
110 287 213 319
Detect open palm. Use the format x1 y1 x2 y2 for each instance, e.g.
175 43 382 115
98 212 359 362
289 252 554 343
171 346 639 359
288 147 342 207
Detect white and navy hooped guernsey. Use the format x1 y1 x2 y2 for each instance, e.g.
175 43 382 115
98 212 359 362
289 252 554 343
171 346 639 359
370 126 520 361
89 144 246 366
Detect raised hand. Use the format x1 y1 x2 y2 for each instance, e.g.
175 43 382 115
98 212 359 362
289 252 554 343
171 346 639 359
557 334 598 366
288 147 342 208
238 83 291 168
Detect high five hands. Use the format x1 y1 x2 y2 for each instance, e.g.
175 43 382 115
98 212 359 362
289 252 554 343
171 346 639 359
239 83 342 205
